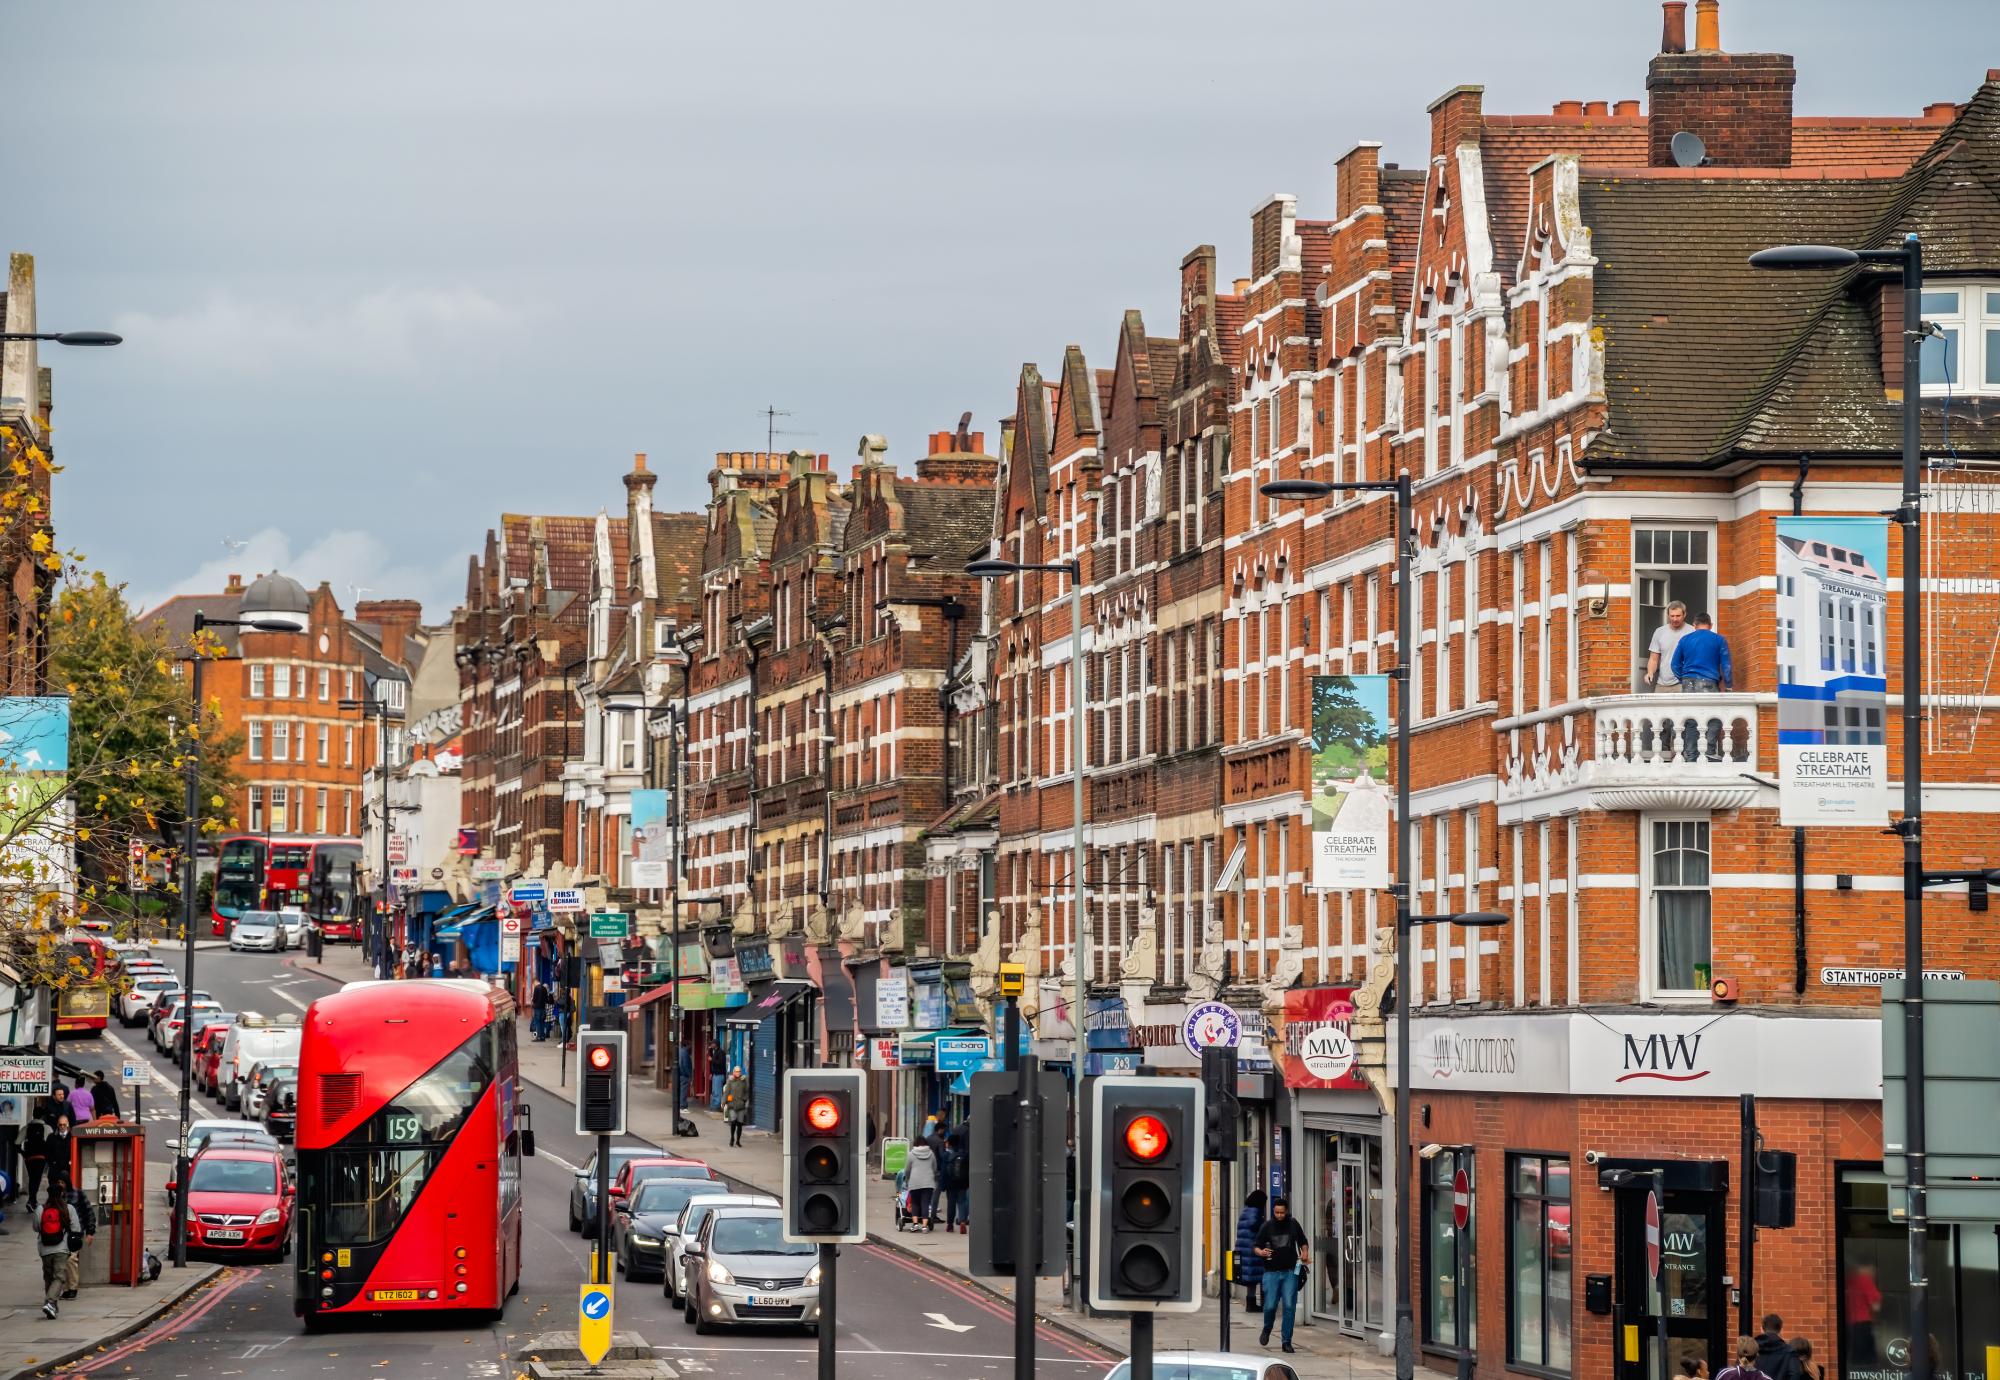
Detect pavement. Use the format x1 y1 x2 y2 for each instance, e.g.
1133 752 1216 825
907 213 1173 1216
291 946 1397 1380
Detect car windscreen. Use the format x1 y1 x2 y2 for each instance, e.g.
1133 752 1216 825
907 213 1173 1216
632 1179 708 1216
189 1157 277 1195
710 1216 815 1257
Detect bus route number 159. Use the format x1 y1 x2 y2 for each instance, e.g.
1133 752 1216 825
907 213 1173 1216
385 1113 422 1143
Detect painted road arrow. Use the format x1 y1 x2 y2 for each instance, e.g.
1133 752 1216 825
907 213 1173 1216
924 1312 975 1333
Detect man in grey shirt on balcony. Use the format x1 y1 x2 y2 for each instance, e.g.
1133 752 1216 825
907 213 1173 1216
1644 601 1690 690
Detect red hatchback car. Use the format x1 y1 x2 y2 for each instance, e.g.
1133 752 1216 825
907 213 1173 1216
606 1156 716 1213
177 1145 293 1259
195 1023 234 1097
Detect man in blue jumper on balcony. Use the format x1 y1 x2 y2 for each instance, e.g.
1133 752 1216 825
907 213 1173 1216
1669 613 1732 762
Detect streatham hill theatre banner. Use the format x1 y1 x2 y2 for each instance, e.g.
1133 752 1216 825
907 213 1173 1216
1775 516 1890 826
1309 674 1391 890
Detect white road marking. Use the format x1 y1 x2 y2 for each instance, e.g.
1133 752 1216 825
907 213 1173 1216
266 986 312 1011
652 1347 1099 1363
540 1149 582 1175
102 1027 222 1121
923 1312 975 1333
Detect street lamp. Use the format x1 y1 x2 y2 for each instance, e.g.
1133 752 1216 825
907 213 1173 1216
170 610 304 1269
1262 469 1428 1378
1751 233 1936 1380
964 552 1087 1301
341 696 405 981
656 626 696 1137
0 331 122 346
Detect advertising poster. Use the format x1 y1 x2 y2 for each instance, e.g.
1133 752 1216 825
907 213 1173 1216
1775 517 1890 825
0 696 68 831
1309 675 1392 889
1280 986 1370 1091
629 789 670 888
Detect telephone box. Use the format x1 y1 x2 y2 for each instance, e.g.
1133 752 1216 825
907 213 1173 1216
70 1123 145 1286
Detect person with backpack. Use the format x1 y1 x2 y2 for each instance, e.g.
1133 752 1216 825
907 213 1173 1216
90 1071 120 1124
940 1127 970 1233
55 1173 96 1299
904 1134 939 1232
1754 1315 1805 1380
37 1182 82 1319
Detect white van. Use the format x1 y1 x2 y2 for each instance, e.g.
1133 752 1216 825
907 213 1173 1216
219 1016 303 1111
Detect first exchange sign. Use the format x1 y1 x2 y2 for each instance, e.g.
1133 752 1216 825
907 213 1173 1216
0 1054 52 1095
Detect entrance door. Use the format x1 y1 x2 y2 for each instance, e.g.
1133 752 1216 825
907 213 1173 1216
1314 1134 1381 1337
1612 1186 1727 1380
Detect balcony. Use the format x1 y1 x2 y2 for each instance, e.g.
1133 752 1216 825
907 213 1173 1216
1498 693 1762 816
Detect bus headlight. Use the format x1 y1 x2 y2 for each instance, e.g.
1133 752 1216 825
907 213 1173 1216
707 1260 734 1286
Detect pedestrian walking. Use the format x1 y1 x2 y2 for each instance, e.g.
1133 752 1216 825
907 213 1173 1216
0 1104 19 1205
1645 600 1691 690
44 1113 73 1196
723 1067 751 1147
90 1071 120 1124
36 1182 81 1319
677 1041 694 1108
1716 1336 1762 1380
21 1109 49 1208
1754 1314 1805 1380
1252 1194 1310 1354
904 1135 939 1232
56 1173 95 1299
530 984 552 1042
941 1126 970 1233
66 1078 94 1125
1787 1338 1823 1380
1235 1188 1268 1313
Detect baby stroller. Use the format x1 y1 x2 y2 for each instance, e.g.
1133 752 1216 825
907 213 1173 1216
893 1167 920 1232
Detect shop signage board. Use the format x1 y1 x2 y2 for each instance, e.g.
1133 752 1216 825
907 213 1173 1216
870 1037 900 1068
1308 675 1393 889
511 879 547 905
894 1036 933 1067
391 866 419 886
471 857 505 881
1280 987 1370 1090
1775 516 1891 826
934 1035 992 1073
387 834 409 865
877 976 910 1029
1182 1001 1242 1056
588 912 630 940
0 1055 51 1095
549 888 585 913
709 957 745 996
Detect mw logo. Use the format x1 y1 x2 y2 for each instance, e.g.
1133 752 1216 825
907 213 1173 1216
1616 1032 1709 1082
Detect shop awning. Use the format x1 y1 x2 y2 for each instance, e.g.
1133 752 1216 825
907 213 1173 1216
621 983 676 1013
897 1027 979 1047
722 978 815 1029
817 949 856 1033
433 905 495 941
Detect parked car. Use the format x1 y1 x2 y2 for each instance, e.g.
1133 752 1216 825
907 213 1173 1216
219 1017 302 1110
242 1059 297 1120
118 974 179 1027
194 1022 235 1095
612 1176 727 1281
260 1073 299 1141
275 909 308 947
682 1208 821 1335
173 1144 293 1260
228 911 288 953
665 1193 778 1303
570 1146 675 1235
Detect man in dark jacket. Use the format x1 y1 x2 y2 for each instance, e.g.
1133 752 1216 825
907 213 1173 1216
53 1172 95 1300
1755 1314 1805 1380
90 1072 120 1124
1235 1188 1267 1312
1252 1195 1310 1353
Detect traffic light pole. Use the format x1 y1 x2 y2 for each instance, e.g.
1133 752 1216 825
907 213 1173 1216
817 1244 836 1380
1217 1156 1231 1354
1008 994 1038 1380
596 1131 612 1285
1130 1312 1153 1380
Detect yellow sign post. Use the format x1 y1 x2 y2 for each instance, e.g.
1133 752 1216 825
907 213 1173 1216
579 1279 614 1366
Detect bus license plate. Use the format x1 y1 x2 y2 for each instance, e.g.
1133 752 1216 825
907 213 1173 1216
207 1229 244 1241
372 1289 421 1301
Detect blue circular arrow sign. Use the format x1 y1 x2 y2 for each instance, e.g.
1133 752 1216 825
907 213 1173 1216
582 1289 611 1320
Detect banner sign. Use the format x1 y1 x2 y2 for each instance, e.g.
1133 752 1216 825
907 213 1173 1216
0 1054 53 1095
1775 517 1891 826
630 790 670 889
1309 676 1393 889
877 976 910 1030
0 697 68 833
1280 986 1370 1091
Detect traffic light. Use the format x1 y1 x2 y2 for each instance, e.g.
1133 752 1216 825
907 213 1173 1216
576 1030 627 1135
784 1069 865 1243
967 1068 1068 1277
1754 1148 1797 1229
1088 1075 1203 1312
1200 1045 1240 1162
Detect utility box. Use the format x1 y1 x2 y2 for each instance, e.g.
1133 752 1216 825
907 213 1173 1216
72 1122 145 1286
1883 980 2000 1184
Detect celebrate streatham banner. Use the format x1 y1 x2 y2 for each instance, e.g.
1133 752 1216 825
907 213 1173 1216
1310 675 1392 890
1775 516 1890 826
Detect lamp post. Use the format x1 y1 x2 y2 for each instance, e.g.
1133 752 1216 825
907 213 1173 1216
965 553 1086 1300
341 696 405 981
658 627 694 1137
170 610 305 1269
0 331 122 346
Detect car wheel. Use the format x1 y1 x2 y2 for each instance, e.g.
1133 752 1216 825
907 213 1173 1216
802 1324 820 1338
568 1204 581 1233
693 1308 715 1336
683 1292 696 1326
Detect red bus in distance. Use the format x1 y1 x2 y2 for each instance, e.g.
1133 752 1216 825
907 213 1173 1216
292 979 532 1326
212 835 363 939
56 934 112 1036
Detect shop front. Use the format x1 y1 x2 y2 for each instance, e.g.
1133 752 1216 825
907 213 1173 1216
1281 984 1392 1346
723 974 817 1132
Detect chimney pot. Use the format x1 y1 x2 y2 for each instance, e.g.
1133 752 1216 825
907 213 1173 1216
1233 278 1251 295
1694 0 1720 51
634 452 647 472
1583 100 1610 118
1924 101 1958 120
1660 1 1687 53
1614 99 1642 117
1554 99 1585 117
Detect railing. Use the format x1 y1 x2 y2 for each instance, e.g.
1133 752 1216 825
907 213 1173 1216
1500 693 1764 813
1594 696 1758 768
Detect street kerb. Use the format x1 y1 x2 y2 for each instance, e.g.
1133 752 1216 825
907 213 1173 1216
0 1262 229 1380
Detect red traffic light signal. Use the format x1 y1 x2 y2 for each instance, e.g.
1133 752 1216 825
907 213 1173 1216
1124 1114 1170 1161
588 1044 615 1072
805 1095 841 1133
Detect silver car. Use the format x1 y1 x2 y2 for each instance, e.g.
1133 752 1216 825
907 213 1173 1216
683 1208 821 1335
664 1193 778 1304
229 912 287 952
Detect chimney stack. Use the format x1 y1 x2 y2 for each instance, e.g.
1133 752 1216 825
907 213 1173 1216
226 573 245 595
355 598 424 671
1646 1 1795 168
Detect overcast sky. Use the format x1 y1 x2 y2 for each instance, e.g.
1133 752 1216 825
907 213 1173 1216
16 1 1993 622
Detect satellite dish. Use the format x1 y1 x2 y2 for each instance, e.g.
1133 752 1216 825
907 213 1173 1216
1670 130 1708 168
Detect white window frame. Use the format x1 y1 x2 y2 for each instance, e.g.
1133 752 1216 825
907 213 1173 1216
248 786 264 833
318 668 330 701
272 720 290 762
273 663 291 699
250 664 267 698
1631 523 1717 692
1640 813 1714 1003
1918 284 2000 396
248 721 264 762
317 723 329 764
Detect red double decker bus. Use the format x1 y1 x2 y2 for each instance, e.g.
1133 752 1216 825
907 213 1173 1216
212 836 363 938
56 934 113 1036
293 979 533 1327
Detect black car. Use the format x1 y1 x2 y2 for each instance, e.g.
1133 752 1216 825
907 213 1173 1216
614 1177 718 1281
261 1073 299 1141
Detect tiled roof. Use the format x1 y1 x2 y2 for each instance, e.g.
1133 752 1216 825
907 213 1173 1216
1481 119 1647 285
1792 118 1949 171
900 478 997 573
142 592 245 656
1381 170 1428 323
652 511 705 620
